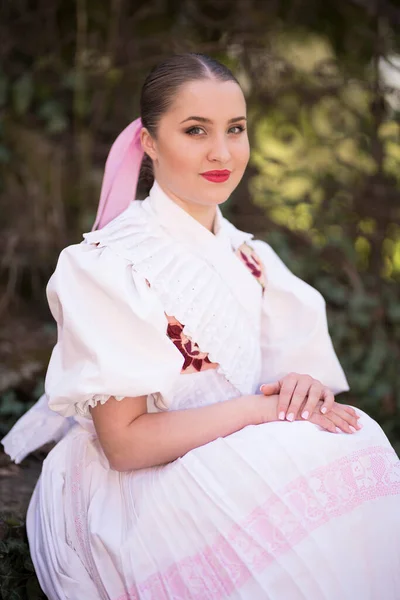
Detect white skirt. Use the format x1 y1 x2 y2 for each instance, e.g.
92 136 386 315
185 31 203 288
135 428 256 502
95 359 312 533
25 409 400 600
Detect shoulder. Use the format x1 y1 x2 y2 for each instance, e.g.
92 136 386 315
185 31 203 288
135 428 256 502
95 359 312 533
219 218 285 266
49 241 134 296
250 239 292 274
81 200 181 283
83 199 156 253
241 235 326 309
219 218 282 268
51 199 154 289
47 231 162 326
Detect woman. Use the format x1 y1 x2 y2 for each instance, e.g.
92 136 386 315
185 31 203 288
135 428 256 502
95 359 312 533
3 53 400 600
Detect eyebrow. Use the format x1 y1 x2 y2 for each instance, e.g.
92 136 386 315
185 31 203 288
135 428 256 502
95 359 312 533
180 116 247 124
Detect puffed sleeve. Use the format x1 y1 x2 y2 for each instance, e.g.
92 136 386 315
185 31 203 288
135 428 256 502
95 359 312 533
45 242 184 417
252 240 349 395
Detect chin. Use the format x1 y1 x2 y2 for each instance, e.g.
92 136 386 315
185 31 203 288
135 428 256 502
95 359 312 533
209 184 237 204
197 190 231 207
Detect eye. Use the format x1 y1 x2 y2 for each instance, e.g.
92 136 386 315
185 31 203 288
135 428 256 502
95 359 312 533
228 125 246 134
185 126 206 136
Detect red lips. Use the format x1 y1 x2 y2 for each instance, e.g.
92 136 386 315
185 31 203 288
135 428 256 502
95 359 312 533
200 170 231 183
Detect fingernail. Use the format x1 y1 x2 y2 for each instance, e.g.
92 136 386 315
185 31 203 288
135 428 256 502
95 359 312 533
286 413 294 422
321 406 327 414
336 427 342 433
357 422 363 429
278 411 286 421
259 385 265 392
301 411 309 420
349 426 357 433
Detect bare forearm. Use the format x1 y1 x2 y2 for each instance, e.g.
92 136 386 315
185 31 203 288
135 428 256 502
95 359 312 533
111 395 278 471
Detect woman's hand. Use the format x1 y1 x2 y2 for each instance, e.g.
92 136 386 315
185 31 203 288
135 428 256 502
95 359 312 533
260 373 334 422
248 393 361 434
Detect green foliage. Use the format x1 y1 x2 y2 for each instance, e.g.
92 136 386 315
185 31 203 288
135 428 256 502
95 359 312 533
0 514 45 600
0 392 36 438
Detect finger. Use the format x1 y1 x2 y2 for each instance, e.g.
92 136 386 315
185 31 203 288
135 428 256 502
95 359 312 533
342 405 361 419
300 382 324 420
329 405 362 430
259 382 280 396
329 403 360 425
285 377 313 422
336 404 362 425
341 406 361 425
309 413 337 434
341 405 357 415
320 388 335 415
277 375 298 420
325 411 353 434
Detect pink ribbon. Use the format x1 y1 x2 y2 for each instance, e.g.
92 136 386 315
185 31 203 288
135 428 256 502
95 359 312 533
92 118 144 230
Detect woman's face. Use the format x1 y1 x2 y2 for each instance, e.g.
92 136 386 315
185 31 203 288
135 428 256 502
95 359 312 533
141 78 250 211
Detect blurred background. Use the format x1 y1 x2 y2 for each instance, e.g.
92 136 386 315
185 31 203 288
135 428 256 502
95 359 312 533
1 1 400 590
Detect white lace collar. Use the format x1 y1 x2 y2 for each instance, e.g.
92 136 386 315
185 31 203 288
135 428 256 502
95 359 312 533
143 181 241 255
141 182 261 318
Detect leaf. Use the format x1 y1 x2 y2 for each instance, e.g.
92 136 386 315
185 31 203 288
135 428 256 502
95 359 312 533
12 73 34 116
32 380 45 400
0 392 26 417
0 71 8 107
26 575 46 599
387 301 400 324
8 587 25 600
0 144 11 163
4 515 23 528
38 100 68 134
23 556 35 573
0 540 9 555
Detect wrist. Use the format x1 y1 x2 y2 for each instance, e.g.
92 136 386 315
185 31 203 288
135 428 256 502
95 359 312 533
260 394 279 424
241 394 280 426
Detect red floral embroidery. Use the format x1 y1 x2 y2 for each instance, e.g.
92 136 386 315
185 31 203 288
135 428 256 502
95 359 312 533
166 315 218 374
235 243 266 293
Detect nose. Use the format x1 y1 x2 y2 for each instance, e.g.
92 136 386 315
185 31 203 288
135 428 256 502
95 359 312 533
207 134 231 164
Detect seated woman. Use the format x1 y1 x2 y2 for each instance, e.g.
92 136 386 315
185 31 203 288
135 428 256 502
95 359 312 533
3 53 400 600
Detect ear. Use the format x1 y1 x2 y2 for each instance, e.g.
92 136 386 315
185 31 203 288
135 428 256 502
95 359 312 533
140 127 158 161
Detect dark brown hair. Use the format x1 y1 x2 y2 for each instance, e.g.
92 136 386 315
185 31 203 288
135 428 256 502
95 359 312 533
137 53 240 196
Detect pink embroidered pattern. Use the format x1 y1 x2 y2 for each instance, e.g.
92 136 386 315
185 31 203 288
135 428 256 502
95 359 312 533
70 434 109 600
235 243 266 293
166 315 218 374
114 445 400 600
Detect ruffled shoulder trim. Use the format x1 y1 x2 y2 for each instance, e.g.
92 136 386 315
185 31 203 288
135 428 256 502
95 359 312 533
83 202 261 395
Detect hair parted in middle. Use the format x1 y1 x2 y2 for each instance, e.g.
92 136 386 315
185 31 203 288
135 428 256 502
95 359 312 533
137 53 240 196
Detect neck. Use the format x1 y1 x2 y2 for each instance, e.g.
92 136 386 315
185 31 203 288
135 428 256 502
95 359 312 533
156 181 217 233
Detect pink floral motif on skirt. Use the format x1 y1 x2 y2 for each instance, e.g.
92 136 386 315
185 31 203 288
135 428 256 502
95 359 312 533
114 445 400 600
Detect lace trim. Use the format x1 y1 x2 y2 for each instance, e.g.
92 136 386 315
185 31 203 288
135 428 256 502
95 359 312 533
66 432 109 599
76 394 126 416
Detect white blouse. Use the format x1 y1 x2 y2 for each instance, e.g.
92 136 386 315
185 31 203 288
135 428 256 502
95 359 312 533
44 181 349 418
